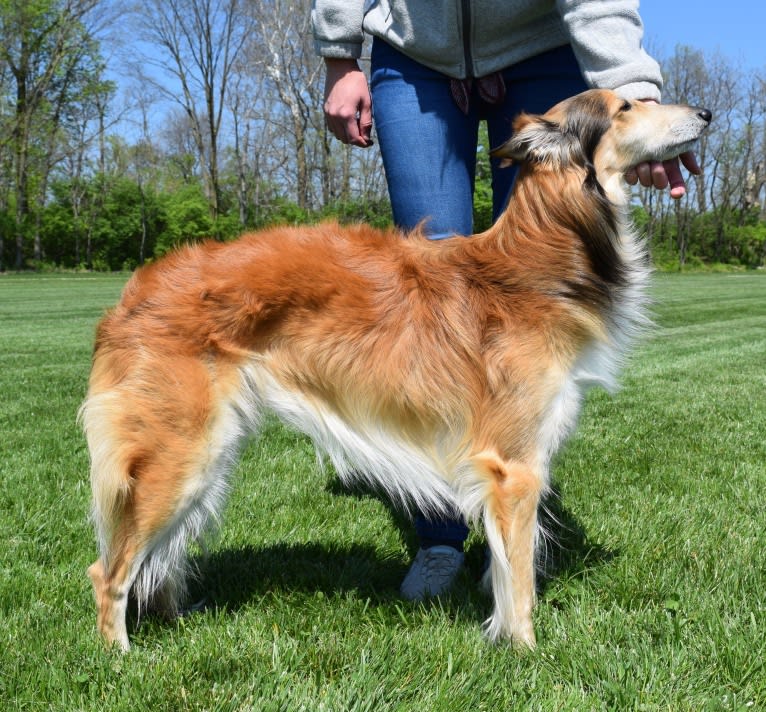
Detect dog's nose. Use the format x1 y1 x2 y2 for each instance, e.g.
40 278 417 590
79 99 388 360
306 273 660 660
698 108 712 123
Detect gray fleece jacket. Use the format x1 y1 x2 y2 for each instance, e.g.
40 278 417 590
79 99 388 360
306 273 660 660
312 0 663 101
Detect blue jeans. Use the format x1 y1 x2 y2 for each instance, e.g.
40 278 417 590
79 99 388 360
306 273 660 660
370 39 588 549
371 39 587 236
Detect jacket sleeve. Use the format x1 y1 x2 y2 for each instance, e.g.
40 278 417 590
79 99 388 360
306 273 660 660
557 0 663 101
311 0 366 59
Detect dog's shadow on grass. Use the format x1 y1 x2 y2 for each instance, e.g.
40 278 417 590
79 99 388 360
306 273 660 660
172 479 616 628
187 540 408 612
534 485 618 597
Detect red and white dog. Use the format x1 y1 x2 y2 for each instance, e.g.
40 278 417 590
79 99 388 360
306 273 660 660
81 90 711 650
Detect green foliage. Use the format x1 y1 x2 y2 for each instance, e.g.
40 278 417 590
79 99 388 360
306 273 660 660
154 184 215 256
727 221 766 268
253 194 312 228
319 198 393 229
473 125 495 233
16 175 392 270
0 207 15 264
0 0 115 270
39 176 163 269
16 163 766 272
249 195 393 232
689 209 766 269
472 177 494 233
38 198 78 267
643 205 766 271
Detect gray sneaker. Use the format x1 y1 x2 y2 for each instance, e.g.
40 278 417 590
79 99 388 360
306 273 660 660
399 546 465 600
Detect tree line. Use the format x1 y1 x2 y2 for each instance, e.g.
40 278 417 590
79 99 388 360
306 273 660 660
1 0 764 272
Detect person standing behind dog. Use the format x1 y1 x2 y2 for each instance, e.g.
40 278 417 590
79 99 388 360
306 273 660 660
311 0 701 600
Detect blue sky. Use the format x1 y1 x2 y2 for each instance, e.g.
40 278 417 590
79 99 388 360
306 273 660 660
639 0 766 70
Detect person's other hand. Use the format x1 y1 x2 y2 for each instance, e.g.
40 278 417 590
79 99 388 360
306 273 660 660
323 58 373 148
624 100 702 199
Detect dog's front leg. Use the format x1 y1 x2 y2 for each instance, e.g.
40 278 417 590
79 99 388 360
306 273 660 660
472 452 541 648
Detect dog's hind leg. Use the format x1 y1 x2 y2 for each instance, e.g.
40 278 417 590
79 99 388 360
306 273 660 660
87 425 238 650
84 361 243 650
465 452 542 648
86 450 191 652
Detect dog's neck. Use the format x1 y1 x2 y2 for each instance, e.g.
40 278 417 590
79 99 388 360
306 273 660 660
486 162 631 291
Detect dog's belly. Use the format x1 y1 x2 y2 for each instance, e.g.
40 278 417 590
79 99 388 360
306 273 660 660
229 360 465 517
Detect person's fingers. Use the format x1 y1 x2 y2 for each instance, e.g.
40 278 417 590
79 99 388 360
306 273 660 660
651 161 669 190
343 112 366 147
679 150 701 175
359 96 373 146
329 106 372 147
625 101 702 197
629 158 694 199
325 105 371 147
663 158 688 199
325 115 349 144
323 63 374 148
635 162 653 188
347 118 373 147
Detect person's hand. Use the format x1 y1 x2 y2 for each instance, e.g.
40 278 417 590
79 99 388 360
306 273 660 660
323 58 373 148
624 100 702 199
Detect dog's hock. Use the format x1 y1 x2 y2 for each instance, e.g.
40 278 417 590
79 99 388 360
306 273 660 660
88 558 131 652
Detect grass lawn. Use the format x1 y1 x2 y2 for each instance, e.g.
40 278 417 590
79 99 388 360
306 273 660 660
0 271 764 711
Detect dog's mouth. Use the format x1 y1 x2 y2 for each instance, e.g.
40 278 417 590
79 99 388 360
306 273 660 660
650 138 701 163
634 110 712 165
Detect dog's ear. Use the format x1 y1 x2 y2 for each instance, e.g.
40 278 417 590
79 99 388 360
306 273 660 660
491 113 569 167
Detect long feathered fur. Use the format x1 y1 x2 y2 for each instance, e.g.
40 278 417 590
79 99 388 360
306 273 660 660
81 90 710 650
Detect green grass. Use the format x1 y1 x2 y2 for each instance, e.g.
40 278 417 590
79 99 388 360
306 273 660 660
1 271 764 711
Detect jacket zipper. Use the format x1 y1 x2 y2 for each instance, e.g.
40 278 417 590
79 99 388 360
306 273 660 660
461 0 473 78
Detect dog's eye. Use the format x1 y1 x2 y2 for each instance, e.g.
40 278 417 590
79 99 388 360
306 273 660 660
619 101 632 113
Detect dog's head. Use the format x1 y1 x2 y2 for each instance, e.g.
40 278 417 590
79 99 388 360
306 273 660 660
492 89 711 190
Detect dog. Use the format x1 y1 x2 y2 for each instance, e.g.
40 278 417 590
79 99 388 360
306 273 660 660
81 90 711 650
